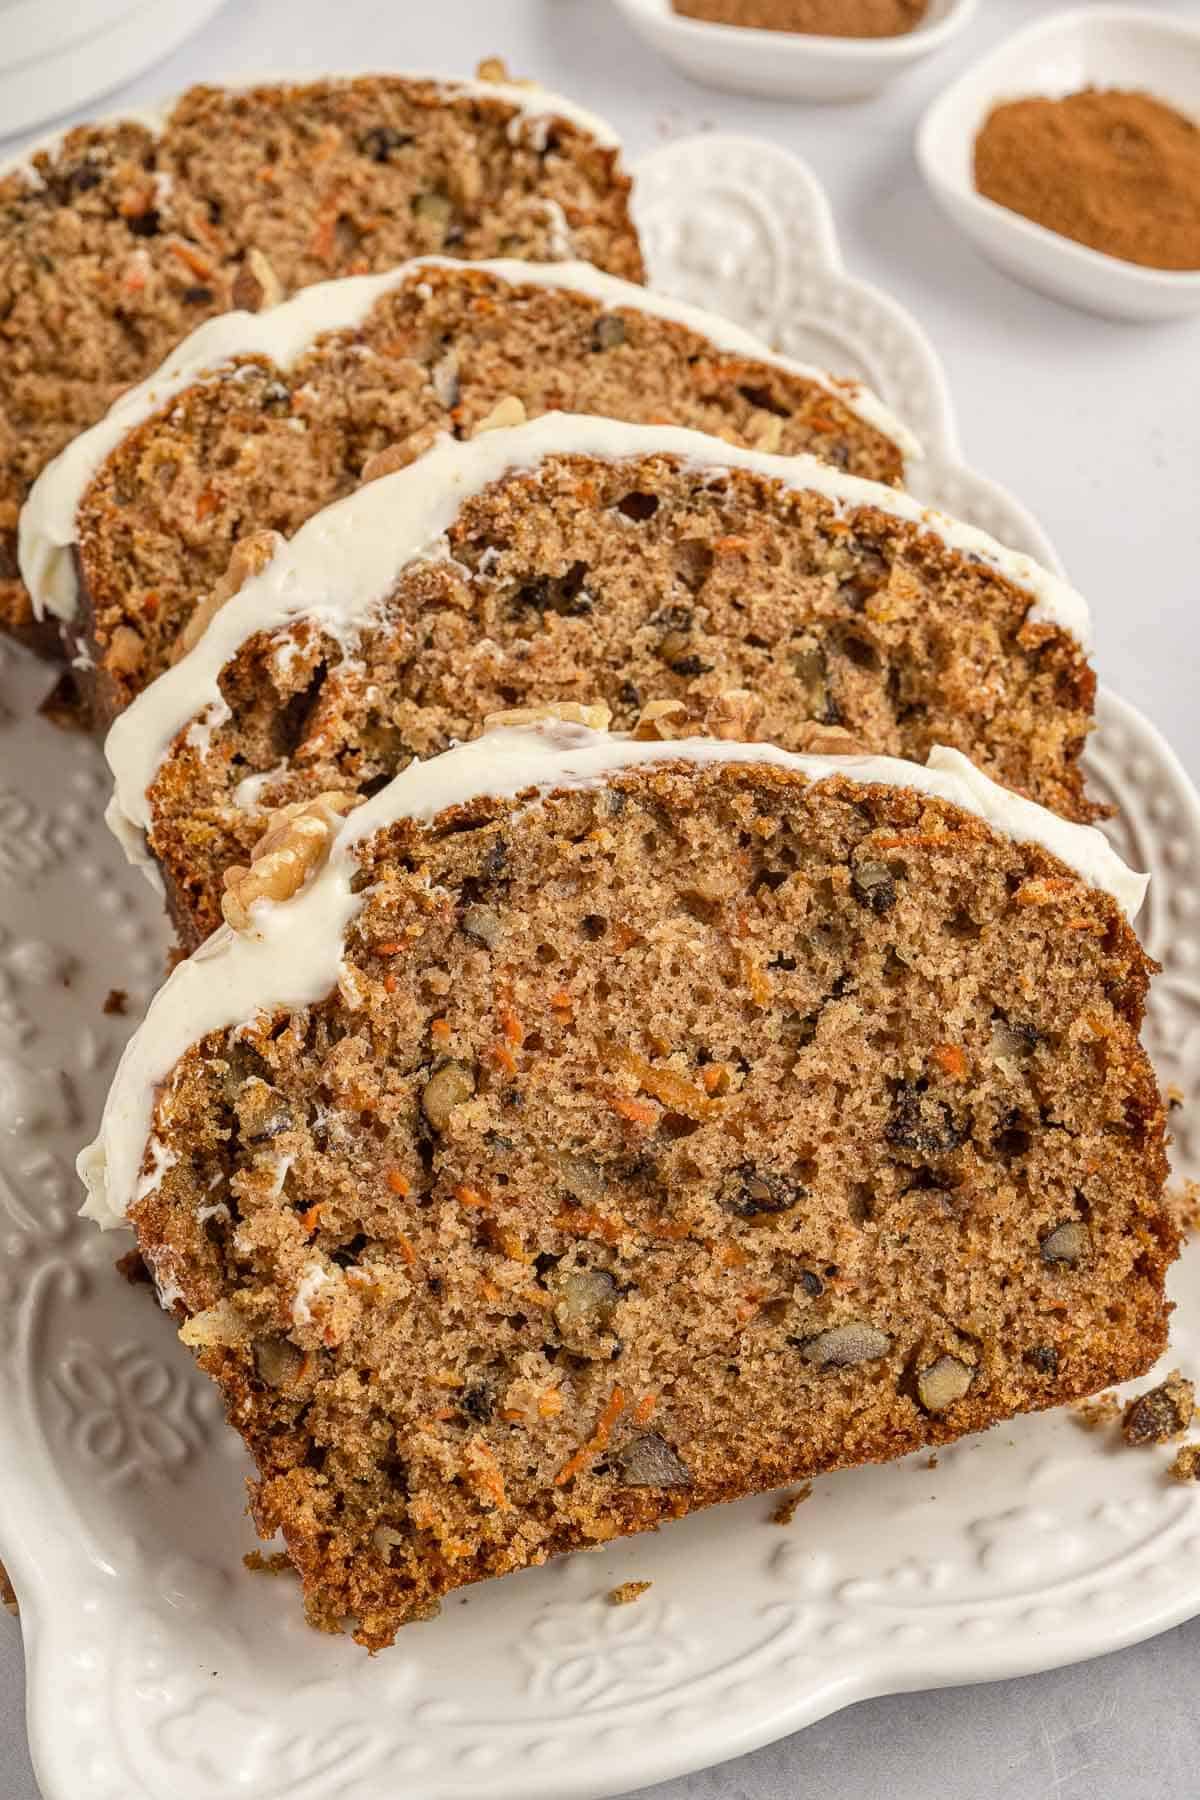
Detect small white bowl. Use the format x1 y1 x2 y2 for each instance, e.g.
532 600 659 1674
917 7 1200 323
610 0 977 103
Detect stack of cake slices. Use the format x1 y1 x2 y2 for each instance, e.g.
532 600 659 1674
7 70 1173 1650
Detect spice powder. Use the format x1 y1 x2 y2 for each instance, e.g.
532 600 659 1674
974 88 1200 271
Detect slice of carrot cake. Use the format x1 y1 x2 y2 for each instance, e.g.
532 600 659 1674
0 68 640 659
100 413 1096 948
19 257 915 724
79 715 1172 1648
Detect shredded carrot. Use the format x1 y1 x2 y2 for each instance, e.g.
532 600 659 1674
118 185 157 219
931 1043 967 1080
714 1242 748 1269
375 941 403 956
298 1202 322 1235
610 922 643 953
701 1065 729 1096
538 1389 564 1418
431 1017 451 1045
468 1438 510 1510
141 592 160 618
386 1168 410 1197
713 535 751 554
477 1277 502 1302
396 1234 417 1266
808 412 839 435
500 1407 525 1423
433 1406 455 1422
574 478 597 504
632 1393 657 1425
485 1041 518 1075
555 1386 625 1486
310 206 339 266
555 1207 623 1245
383 973 397 995
169 239 216 281
608 1094 659 1127
1065 916 1101 932
194 489 219 522
745 958 773 1009
257 164 278 184
498 1004 524 1046
454 1183 488 1210
608 1046 714 1120
123 263 147 292
1014 877 1077 905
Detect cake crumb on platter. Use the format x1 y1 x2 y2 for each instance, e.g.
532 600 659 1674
103 987 128 1016
1122 1370 1195 1447
1169 1444 1200 1483
244 1550 294 1575
608 1581 652 1607
771 1484 813 1525
1073 1391 1122 1431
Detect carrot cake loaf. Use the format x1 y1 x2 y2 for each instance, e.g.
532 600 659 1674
19 256 915 723
79 716 1172 1648
100 413 1096 948
0 69 640 660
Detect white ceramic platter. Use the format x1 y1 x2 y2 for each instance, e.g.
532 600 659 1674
3 134 1200 1800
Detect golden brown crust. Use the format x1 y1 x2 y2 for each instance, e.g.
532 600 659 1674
128 761 1172 1647
0 75 642 655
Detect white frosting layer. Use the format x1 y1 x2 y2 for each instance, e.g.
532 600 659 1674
19 257 917 624
100 410 1093 864
79 722 1147 1231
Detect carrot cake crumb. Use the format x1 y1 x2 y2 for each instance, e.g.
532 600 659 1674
608 1580 652 1606
103 987 129 1016
771 1484 813 1524
1169 1444 1200 1483
1073 1391 1122 1431
1122 1370 1195 1447
243 1550 295 1575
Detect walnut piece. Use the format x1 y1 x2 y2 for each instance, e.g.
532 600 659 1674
471 395 528 437
361 426 441 486
221 791 361 931
633 697 690 741
484 701 612 732
231 247 284 313
791 721 865 756
704 688 764 742
173 529 282 663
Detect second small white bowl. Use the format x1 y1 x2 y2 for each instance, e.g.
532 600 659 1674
917 6 1200 322
611 0 977 103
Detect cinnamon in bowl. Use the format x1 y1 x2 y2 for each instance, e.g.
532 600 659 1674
670 0 929 38
974 89 1200 271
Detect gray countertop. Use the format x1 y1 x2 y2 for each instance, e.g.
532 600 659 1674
4 0 1200 1793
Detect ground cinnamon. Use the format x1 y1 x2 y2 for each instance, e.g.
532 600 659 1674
670 0 928 37
974 89 1200 271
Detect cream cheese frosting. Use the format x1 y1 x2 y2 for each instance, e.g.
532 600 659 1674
79 720 1147 1231
18 258 918 624
99 409 1093 868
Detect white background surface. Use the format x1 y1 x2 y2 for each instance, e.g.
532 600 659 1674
2 1 1199 1795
